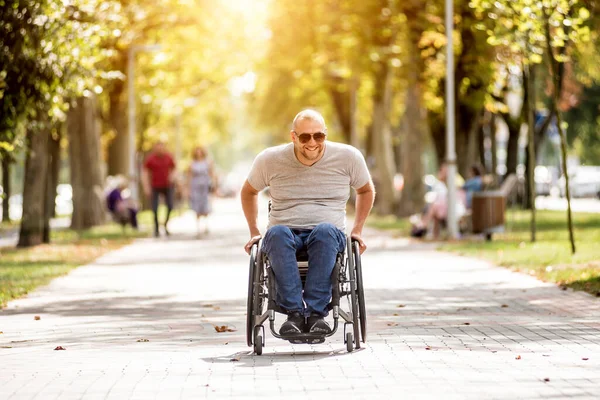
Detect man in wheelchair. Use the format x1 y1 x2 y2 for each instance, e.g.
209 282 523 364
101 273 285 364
241 109 375 338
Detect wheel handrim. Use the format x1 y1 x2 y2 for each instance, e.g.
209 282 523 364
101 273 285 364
353 241 367 343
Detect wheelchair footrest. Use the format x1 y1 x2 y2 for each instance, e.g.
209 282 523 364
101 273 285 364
282 333 327 345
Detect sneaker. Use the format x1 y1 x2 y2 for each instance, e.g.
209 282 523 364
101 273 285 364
306 313 331 334
279 311 305 336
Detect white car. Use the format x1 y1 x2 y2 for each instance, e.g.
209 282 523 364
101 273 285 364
558 166 600 199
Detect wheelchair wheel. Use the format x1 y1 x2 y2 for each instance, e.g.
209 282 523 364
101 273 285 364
246 244 258 346
346 238 361 350
253 326 263 355
346 332 354 353
353 241 367 343
247 243 265 347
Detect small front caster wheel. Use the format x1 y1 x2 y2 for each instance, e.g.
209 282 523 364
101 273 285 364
346 332 354 353
253 326 263 355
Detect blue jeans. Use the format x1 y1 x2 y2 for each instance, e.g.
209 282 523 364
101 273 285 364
261 223 346 317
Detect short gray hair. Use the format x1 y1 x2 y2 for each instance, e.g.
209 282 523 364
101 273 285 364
292 109 326 131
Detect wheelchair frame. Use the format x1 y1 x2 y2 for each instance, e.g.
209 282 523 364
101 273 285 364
246 236 366 355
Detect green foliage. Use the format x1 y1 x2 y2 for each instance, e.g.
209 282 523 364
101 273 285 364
0 0 119 144
564 84 600 164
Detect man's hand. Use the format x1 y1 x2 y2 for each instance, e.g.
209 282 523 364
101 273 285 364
244 235 262 255
350 231 367 254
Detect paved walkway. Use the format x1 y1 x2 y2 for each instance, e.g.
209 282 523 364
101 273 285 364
1 198 599 399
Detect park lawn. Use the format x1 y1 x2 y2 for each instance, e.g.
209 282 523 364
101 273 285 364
0 222 149 308
441 210 600 296
368 209 600 296
367 214 412 235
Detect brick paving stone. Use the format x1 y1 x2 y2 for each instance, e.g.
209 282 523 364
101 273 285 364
1 198 599 399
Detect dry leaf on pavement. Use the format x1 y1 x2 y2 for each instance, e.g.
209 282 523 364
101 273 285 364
515 355 521 360
137 339 149 342
214 326 236 333
54 346 66 350
34 316 41 320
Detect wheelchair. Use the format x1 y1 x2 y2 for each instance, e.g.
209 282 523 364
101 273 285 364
246 236 366 355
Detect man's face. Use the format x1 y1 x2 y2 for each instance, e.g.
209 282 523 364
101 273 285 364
290 119 327 163
154 142 166 155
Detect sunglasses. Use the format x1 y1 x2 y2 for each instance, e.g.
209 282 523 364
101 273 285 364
294 131 327 144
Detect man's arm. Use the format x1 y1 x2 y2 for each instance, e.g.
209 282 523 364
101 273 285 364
240 180 262 254
141 168 151 198
350 180 375 253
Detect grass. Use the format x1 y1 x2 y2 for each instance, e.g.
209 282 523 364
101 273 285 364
0 205 189 307
0 219 153 308
367 214 411 235
368 209 600 296
441 210 600 296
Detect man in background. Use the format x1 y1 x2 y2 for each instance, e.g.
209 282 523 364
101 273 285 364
142 141 176 237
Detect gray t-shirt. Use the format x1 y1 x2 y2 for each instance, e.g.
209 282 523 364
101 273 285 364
247 142 371 232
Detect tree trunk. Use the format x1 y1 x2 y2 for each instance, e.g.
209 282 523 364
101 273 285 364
526 64 536 242
544 19 575 254
1 155 10 222
490 113 498 186
43 129 61 243
371 62 396 215
327 74 352 144
68 95 106 230
397 81 426 216
18 123 50 247
107 53 129 177
47 129 61 219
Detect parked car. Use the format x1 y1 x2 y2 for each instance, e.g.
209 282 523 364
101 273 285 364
534 166 558 196
558 166 600 198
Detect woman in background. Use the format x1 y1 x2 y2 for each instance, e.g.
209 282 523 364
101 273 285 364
187 146 217 236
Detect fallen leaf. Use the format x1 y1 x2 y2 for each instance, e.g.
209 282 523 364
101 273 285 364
214 326 236 333
201 304 214 308
213 306 221 310
397 304 406 308
582 357 589 361
464 322 470 325
543 378 550 382
54 346 66 350
501 304 509 308
204 384 210 387
224 342 229 345
387 322 398 327
425 346 431 350
137 339 149 342
515 355 521 360
34 316 41 321
0 331 3 334
393 313 399 316
230 357 240 362
491 350 497 353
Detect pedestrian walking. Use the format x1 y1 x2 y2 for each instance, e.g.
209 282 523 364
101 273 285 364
142 140 176 237
187 145 217 236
